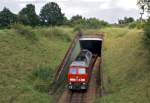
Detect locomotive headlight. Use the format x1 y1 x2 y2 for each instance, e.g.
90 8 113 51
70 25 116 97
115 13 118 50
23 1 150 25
81 79 85 82
70 78 75 81
83 83 86 85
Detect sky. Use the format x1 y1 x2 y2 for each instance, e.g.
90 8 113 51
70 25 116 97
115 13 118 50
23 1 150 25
0 0 144 23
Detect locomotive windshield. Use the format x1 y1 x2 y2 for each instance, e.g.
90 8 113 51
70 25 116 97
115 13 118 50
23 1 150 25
69 67 86 74
69 68 76 74
78 68 86 74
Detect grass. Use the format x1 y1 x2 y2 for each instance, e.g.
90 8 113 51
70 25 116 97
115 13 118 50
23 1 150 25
1 26 150 103
94 27 150 103
0 26 74 103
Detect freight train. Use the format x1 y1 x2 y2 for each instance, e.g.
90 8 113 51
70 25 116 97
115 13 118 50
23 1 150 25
68 49 93 90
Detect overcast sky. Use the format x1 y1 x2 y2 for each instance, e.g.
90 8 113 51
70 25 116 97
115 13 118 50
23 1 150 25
0 0 143 23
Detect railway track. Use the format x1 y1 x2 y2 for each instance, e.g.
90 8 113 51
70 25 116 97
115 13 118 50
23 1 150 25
57 56 101 103
55 34 104 103
68 91 86 103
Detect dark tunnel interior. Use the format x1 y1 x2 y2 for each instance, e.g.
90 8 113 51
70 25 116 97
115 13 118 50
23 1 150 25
79 39 102 57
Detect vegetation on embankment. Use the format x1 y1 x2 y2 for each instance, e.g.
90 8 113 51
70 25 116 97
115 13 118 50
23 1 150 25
0 25 73 103
143 18 150 52
94 27 150 103
1 25 150 103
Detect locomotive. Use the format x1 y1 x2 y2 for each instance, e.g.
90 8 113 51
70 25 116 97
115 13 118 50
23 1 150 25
68 49 93 90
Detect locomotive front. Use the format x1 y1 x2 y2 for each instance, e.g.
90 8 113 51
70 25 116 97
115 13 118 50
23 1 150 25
68 50 92 90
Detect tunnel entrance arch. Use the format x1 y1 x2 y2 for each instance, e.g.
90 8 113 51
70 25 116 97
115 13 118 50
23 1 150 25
79 37 103 57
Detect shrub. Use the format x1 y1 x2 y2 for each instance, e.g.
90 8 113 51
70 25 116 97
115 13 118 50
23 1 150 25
39 27 71 42
128 21 145 29
11 23 38 40
144 18 150 50
32 66 54 81
31 66 54 92
73 26 82 32
73 18 109 32
128 22 137 29
136 22 145 29
33 79 52 93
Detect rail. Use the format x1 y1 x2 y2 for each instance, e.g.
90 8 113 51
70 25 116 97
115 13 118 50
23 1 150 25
52 33 81 92
57 56 100 103
52 33 104 103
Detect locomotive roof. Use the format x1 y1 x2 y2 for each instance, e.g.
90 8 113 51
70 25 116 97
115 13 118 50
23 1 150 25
70 61 88 67
75 49 92 61
70 49 92 67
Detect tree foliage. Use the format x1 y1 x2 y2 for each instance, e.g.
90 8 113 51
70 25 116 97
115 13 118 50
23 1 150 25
70 16 109 30
118 17 134 24
70 15 83 23
0 2 109 29
85 18 108 29
18 4 39 26
69 15 86 26
40 2 64 26
137 0 150 14
0 7 17 28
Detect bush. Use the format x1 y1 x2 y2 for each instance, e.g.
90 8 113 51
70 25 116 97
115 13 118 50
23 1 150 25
32 66 54 81
144 18 150 50
38 27 71 42
11 23 38 40
71 18 109 31
136 22 145 29
128 21 145 29
31 66 54 92
73 26 82 32
33 79 52 93
128 22 137 29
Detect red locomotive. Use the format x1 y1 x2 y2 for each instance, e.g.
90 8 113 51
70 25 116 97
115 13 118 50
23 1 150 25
68 49 92 90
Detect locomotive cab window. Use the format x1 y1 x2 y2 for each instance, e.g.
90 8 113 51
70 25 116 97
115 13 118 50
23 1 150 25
78 68 86 74
69 68 77 74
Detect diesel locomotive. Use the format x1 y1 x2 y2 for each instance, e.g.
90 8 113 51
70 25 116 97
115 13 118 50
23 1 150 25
68 49 93 90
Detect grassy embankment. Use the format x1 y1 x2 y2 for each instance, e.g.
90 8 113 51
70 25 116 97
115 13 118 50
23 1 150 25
0 26 74 103
94 27 150 103
0 26 150 103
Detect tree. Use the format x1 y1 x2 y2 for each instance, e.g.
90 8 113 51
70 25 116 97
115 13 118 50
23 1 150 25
69 15 86 26
124 17 134 23
70 15 83 23
63 16 69 25
118 17 134 24
40 2 64 26
0 7 17 27
137 0 150 16
18 4 39 26
85 18 108 29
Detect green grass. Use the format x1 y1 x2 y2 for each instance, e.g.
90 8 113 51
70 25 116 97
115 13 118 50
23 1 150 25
94 27 150 103
1 26 150 103
0 27 73 103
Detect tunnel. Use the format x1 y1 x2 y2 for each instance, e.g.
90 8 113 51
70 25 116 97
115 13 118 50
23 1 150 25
79 37 103 57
